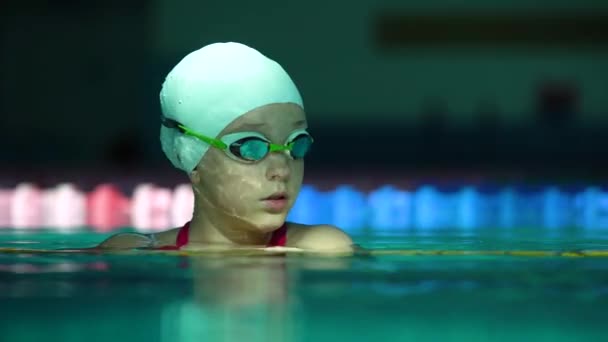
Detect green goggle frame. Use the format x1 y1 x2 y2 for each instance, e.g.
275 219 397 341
161 116 313 162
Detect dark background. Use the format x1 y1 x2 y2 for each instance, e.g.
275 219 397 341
2 0 608 189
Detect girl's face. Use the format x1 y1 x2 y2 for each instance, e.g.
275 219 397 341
191 103 308 233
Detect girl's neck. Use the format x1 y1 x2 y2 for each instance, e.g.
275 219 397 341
188 206 272 246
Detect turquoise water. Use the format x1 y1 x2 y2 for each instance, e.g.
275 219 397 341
1 227 608 341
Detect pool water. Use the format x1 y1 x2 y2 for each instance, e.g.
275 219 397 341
1 227 607 341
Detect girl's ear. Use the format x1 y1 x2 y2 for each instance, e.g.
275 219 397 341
189 166 203 196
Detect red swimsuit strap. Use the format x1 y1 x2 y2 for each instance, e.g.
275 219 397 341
266 223 287 247
157 221 287 250
175 221 190 248
153 222 190 251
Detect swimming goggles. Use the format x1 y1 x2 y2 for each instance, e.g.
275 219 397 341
161 116 314 162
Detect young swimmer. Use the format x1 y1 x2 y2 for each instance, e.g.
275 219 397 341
98 42 353 253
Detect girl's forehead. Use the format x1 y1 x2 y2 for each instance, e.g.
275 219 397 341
223 103 307 133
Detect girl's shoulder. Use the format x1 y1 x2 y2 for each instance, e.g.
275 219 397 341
285 222 353 252
97 227 182 249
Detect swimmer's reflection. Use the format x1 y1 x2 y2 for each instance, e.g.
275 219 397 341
161 254 353 342
161 255 292 342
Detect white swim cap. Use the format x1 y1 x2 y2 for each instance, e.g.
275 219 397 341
159 42 304 173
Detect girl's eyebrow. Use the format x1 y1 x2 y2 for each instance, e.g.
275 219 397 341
291 119 307 127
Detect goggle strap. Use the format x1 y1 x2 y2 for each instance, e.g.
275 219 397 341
181 126 227 149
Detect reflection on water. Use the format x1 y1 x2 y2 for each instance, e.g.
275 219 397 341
0 227 608 341
162 257 295 342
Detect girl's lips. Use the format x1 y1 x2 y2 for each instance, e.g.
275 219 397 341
261 192 289 212
261 198 288 212
262 192 288 201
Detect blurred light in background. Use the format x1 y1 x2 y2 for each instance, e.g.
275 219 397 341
2 182 608 233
